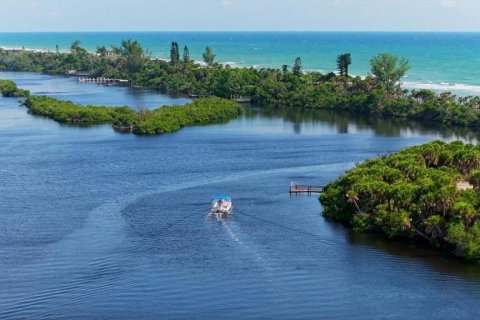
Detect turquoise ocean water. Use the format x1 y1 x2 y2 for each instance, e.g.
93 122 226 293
1 32 480 95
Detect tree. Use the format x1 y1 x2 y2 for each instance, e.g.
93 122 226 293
203 47 216 66
370 53 410 95
170 42 180 65
346 190 361 213
468 169 480 190
282 64 288 73
293 57 302 75
70 40 88 56
112 39 147 74
70 40 88 59
70 40 82 53
336 53 352 77
96 46 108 57
424 215 445 240
183 45 190 63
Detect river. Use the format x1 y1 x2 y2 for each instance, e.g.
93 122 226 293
1 72 479 319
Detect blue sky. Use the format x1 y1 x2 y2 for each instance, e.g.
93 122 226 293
1 0 479 32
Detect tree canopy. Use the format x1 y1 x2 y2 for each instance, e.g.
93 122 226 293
23 94 241 135
370 53 410 95
170 42 180 65
183 45 190 63
0 80 30 97
321 141 480 261
293 57 302 75
336 53 352 77
112 39 148 74
203 46 216 66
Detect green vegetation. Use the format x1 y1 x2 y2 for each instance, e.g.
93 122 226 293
0 80 30 97
170 42 180 65
336 53 351 77
293 57 302 75
320 141 480 261
23 95 242 135
183 45 190 63
370 53 410 95
202 46 216 66
2 40 480 132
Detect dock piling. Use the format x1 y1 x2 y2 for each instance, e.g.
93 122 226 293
289 183 324 195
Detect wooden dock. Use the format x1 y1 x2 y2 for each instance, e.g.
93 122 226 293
77 77 131 86
289 183 324 195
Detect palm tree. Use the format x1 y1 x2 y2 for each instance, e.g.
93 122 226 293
468 169 480 190
422 146 442 167
346 190 361 213
424 215 445 240
453 150 480 174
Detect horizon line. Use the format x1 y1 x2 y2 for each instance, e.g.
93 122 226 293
2 30 480 33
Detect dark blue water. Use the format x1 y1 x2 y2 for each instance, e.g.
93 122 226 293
1 72 480 319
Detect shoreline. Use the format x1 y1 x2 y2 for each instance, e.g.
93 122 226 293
320 140 480 262
2 45 480 96
3 39 480 134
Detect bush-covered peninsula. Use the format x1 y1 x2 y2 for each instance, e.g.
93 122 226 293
24 95 242 135
0 79 30 97
320 141 480 261
2 41 480 131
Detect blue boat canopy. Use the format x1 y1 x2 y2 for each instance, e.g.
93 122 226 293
211 195 231 200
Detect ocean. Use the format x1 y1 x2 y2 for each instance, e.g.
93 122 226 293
1 32 480 95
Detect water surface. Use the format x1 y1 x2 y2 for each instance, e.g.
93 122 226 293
1 72 480 319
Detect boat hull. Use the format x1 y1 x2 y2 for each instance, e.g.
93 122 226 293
209 196 233 218
209 206 233 218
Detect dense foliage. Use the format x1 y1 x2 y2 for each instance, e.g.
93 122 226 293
370 53 410 94
23 95 241 135
0 80 30 97
320 141 480 261
2 42 480 133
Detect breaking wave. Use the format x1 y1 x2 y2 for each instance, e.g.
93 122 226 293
403 81 480 95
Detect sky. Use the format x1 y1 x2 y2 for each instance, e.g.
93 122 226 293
1 0 480 32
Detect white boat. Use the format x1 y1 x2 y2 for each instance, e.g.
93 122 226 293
209 196 233 218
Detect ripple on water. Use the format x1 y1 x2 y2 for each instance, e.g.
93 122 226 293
1 72 480 319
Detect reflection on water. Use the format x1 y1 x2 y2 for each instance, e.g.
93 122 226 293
244 105 480 141
346 228 480 281
0 71 191 108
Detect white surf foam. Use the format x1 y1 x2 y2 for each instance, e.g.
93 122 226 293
403 81 480 94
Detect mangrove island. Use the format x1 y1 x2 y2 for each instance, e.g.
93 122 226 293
23 95 242 135
320 141 480 261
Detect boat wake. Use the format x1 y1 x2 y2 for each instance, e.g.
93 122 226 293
220 219 273 273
